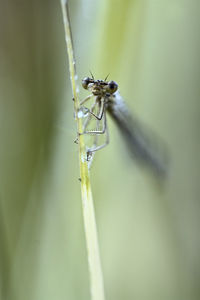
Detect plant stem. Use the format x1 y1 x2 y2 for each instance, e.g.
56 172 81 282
60 1 105 300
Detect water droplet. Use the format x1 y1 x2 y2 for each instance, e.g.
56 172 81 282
77 107 89 118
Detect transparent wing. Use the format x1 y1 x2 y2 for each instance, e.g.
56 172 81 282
107 92 169 177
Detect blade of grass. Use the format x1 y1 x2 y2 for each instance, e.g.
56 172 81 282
60 1 105 300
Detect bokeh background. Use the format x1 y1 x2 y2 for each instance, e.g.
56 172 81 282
0 0 199 299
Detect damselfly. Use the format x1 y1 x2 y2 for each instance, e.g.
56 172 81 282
78 75 168 176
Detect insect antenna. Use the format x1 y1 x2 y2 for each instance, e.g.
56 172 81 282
104 73 110 81
89 70 95 80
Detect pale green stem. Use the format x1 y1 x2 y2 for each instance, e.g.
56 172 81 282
60 1 105 300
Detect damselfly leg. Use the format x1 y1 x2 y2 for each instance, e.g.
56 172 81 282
78 95 109 166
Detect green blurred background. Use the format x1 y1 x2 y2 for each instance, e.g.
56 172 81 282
0 0 199 299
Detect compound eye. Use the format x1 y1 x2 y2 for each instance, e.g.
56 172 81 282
107 81 118 94
82 77 91 89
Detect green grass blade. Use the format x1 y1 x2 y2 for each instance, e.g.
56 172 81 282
60 1 105 300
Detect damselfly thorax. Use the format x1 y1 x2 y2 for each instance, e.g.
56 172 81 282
78 76 168 177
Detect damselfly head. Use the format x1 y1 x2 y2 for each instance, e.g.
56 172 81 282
82 76 118 96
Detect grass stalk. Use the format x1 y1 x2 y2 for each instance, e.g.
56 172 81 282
60 1 105 300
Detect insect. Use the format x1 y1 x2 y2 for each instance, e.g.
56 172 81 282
78 75 168 177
